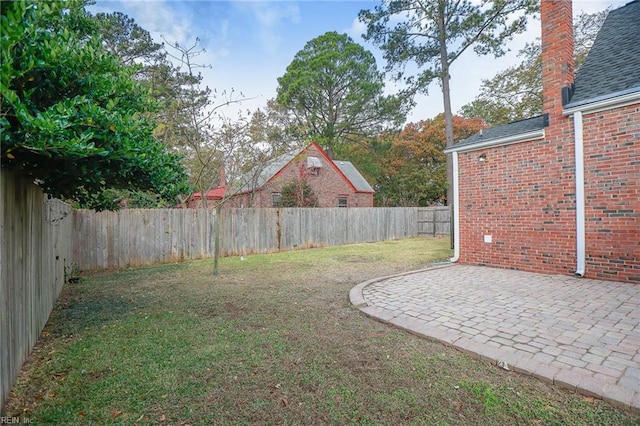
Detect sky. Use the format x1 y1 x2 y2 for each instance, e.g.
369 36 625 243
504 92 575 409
89 0 628 124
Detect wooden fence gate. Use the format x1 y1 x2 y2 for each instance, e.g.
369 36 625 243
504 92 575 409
417 207 450 237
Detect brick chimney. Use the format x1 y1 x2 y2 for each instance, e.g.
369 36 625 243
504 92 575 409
541 0 574 123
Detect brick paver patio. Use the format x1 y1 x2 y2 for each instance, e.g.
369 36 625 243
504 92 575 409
350 264 640 413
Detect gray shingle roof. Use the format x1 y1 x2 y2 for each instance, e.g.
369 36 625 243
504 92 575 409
234 152 296 193
445 115 548 152
233 144 374 194
333 160 374 193
567 0 640 107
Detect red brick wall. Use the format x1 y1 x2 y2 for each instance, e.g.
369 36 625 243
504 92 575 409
224 189 260 208
457 104 640 283
454 0 639 283
458 134 578 275
225 144 373 208
582 104 640 282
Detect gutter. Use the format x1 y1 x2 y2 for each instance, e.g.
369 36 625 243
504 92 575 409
573 111 586 277
444 129 545 154
450 151 460 263
563 89 640 116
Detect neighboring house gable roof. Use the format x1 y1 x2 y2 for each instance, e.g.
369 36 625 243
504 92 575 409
567 0 640 108
234 151 297 193
333 160 374 193
444 115 548 153
232 142 374 195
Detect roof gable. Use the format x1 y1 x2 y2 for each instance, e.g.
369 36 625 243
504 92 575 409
233 142 374 194
567 0 640 107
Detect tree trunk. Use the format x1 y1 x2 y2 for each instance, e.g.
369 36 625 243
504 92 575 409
213 202 221 275
437 2 455 249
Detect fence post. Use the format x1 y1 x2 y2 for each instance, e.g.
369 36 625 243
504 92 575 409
433 209 437 237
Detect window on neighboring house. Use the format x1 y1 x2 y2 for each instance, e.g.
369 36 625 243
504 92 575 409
338 196 348 208
272 193 281 207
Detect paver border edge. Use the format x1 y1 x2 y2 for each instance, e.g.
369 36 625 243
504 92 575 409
349 263 640 416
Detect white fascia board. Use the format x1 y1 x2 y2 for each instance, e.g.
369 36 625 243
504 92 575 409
563 91 640 116
444 129 545 154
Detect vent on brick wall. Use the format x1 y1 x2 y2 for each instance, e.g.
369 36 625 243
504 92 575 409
307 156 322 175
307 156 322 168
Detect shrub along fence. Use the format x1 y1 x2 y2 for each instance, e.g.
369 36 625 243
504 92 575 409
1 171 72 409
73 206 450 271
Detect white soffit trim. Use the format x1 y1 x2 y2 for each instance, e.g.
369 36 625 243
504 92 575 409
444 129 545 154
563 91 640 116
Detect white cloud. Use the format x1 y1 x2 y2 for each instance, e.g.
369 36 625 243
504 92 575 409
89 1 193 53
574 0 627 14
140 2 233 71
127 1 191 46
346 16 367 42
232 1 301 56
252 2 300 27
198 18 232 65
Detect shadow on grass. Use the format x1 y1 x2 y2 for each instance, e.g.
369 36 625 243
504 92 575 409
49 261 194 336
48 282 140 337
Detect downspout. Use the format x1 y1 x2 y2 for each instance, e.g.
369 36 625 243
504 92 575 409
450 151 460 262
573 111 586 277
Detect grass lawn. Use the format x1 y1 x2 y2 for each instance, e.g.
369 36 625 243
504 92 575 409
4 237 639 425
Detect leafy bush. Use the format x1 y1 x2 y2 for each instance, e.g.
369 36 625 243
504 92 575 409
0 0 189 208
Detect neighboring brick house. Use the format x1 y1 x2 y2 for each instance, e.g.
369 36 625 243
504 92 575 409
444 0 639 283
220 142 374 208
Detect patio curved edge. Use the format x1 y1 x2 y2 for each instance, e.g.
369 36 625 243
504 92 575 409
349 263 455 309
349 264 640 415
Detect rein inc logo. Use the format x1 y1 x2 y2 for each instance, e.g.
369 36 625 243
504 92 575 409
1 418 32 424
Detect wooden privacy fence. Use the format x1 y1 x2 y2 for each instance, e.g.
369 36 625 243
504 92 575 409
73 206 450 271
73 208 215 271
2 168 449 411
1 171 72 409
